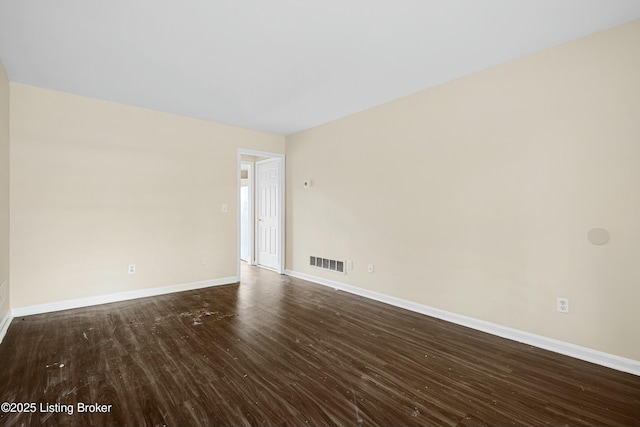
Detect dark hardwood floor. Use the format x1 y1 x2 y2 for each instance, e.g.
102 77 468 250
0 264 638 426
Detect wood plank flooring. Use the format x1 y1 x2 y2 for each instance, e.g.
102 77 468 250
1 264 638 426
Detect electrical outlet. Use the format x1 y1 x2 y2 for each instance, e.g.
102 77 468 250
128 264 136 275
221 203 228 213
201 257 206 266
367 264 374 273
346 260 353 270
557 297 569 313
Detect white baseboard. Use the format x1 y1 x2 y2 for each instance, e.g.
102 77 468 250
11 276 239 318
0 312 12 345
285 269 640 377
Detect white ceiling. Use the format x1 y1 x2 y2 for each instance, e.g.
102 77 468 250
1 1 639 135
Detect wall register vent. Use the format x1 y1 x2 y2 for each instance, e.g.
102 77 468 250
310 256 345 274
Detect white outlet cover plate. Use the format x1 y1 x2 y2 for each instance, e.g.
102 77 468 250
557 297 569 313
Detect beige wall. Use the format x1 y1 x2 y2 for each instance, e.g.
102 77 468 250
10 83 284 308
0 62 9 323
286 20 640 360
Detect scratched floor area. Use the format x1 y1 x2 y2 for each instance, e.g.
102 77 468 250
0 264 639 426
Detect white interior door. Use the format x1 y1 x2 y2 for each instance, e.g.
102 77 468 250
256 158 280 270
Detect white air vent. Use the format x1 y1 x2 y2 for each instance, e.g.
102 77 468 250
310 256 345 274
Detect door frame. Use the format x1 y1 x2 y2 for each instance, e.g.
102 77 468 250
237 149 285 278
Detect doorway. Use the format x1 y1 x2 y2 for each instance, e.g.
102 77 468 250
240 161 253 263
237 149 285 279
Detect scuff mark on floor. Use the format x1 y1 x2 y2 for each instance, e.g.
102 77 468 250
63 386 79 396
352 389 363 424
180 309 234 325
46 362 63 368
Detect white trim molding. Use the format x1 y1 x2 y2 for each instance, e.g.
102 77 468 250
285 269 640 377
0 312 12 345
11 276 239 318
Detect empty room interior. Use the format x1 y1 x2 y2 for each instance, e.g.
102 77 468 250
1 1 639 426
